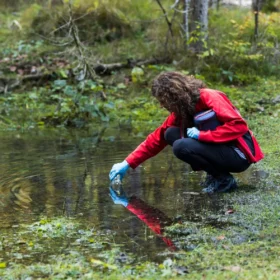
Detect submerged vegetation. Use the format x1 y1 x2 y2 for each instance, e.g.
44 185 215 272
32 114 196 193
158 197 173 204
1 0 280 279
1 138 280 279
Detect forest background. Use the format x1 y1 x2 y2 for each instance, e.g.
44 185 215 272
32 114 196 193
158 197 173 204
1 0 280 279
0 0 280 132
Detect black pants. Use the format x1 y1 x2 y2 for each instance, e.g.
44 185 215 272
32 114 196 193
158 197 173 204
164 127 250 177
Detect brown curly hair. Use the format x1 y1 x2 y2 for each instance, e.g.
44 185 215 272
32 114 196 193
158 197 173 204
151 71 205 120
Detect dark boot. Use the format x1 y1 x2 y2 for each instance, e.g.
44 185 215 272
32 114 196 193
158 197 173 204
202 174 237 194
200 173 215 188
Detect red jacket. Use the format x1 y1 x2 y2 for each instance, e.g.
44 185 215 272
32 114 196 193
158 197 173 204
126 88 264 168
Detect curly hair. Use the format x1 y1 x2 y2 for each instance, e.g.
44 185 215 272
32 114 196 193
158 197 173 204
151 72 205 120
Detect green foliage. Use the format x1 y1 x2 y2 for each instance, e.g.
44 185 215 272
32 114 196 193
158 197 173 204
262 0 280 12
0 216 188 279
44 79 109 126
131 66 144 83
0 78 109 129
197 8 280 84
1 39 43 58
1 3 280 129
2 3 280 279
21 1 133 44
1 118 280 279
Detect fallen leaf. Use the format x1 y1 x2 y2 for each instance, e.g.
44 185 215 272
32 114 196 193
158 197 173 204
217 235 226 240
223 265 242 272
173 265 188 275
30 66 37 74
16 240 27 245
226 209 235 214
17 69 24 75
91 258 117 269
0 262 7 268
10 66 17 72
183 192 200 195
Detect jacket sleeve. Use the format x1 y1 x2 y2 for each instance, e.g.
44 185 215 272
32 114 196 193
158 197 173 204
125 113 178 169
198 89 249 143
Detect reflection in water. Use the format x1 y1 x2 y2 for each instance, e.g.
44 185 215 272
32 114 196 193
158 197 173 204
0 128 265 259
126 196 176 250
110 183 176 250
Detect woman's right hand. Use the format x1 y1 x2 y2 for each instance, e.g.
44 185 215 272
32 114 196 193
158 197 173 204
109 160 130 181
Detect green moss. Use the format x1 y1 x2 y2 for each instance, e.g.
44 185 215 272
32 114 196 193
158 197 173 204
0 217 187 279
1 3 280 278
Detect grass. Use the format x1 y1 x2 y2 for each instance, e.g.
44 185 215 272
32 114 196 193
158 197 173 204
1 2 280 278
1 112 280 279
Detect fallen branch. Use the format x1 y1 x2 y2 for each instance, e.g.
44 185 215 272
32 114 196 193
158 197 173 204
0 73 53 94
155 0 174 37
94 57 170 75
0 56 170 93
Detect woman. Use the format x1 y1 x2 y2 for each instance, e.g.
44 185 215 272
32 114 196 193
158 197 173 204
109 72 264 193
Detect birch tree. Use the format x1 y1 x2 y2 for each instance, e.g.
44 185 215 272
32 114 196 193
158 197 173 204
189 0 209 53
183 0 191 43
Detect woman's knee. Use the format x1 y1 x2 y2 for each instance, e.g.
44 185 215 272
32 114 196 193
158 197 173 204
173 138 197 158
164 127 181 146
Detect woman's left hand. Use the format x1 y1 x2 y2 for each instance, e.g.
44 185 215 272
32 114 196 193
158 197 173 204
187 127 200 139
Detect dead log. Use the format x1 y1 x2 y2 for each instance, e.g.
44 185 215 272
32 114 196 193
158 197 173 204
94 57 170 75
0 56 170 93
0 73 53 94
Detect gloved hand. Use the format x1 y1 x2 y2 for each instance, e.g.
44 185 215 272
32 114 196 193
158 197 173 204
109 160 129 181
187 127 200 139
109 186 129 207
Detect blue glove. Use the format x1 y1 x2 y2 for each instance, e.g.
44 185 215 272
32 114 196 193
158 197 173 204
109 160 129 181
187 127 200 139
109 186 129 207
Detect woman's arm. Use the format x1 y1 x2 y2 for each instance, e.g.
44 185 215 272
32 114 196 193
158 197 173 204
197 89 248 143
125 113 178 168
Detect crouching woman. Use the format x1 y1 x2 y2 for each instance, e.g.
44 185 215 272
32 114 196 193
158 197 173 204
109 72 264 193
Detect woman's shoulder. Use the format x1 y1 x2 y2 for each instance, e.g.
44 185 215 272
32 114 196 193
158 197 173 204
199 88 225 96
199 88 229 101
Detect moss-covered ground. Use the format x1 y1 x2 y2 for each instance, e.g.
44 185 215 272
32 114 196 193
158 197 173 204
0 113 279 279
1 2 280 278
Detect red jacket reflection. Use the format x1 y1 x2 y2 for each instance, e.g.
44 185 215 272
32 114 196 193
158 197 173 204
126 196 176 250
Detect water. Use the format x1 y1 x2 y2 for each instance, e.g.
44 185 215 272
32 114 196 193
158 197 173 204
0 127 261 261
111 174 122 195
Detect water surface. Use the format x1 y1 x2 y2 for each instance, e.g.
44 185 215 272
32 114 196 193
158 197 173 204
0 127 260 261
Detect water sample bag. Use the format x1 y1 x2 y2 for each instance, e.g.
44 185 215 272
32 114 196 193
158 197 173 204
194 110 221 131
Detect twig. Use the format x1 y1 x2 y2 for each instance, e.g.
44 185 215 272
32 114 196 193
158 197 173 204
50 9 95 36
93 57 170 75
167 5 178 50
155 0 174 37
67 3 107 100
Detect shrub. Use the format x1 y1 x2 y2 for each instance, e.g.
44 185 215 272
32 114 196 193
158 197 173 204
21 1 132 44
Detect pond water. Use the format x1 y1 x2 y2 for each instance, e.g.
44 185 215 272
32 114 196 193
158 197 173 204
0 126 263 262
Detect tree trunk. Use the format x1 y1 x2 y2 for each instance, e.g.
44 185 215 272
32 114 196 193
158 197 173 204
209 0 218 8
184 0 191 43
252 0 262 38
209 0 220 10
190 0 209 53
